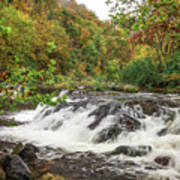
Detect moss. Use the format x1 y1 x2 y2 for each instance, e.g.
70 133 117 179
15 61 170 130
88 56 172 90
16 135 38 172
0 168 6 180
37 173 66 180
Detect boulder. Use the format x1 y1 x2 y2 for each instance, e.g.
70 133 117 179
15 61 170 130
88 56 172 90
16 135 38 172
12 143 24 155
110 145 152 157
154 156 171 166
19 143 39 165
93 113 141 143
88 103 120 129
94 125 122 143
3 155 32 180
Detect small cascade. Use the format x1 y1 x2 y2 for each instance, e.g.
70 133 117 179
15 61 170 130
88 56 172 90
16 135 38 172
1 92 180 179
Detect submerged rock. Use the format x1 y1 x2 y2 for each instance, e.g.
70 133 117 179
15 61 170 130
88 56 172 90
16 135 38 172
110 145 152 157
3 155 32 180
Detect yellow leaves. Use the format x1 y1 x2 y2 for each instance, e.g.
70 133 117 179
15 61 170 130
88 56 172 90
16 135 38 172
165 74 180 81
80 28 90 42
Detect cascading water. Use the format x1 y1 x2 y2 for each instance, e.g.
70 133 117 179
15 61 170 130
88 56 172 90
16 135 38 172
1 91 180 179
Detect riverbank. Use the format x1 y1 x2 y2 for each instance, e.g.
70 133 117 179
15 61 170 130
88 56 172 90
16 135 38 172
38 81 180 94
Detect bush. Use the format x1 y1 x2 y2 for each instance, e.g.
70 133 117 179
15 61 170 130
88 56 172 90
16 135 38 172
106 59 121 81
166 50 180 74
120 57 165 88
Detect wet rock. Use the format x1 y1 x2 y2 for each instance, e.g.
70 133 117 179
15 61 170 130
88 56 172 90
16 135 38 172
72 100 89 112
162 109 176 123
53 104 68 113
0 140 16 154
0 118 22 127
154 156 171 166
19 143 39 165
88 103 121 129
12 143 24 155
45 151 147 180
110 145 152 157
126 100 159 116
51 121 63 131
157 128 168 136
37 173 65 180
42 110 52 118
158 99 179 108
3 155 32 180
53 100 89 113
141 103 158 116
118 113 141 131
0 168 6 180
91 108 141 143
94 125 122 143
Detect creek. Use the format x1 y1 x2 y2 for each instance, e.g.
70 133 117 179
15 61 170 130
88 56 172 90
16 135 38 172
1 91 180 179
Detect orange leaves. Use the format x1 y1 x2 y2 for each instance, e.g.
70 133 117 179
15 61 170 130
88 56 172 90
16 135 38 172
0 72 7 82
79 63 86 73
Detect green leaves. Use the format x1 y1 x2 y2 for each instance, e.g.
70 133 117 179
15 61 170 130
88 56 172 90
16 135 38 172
47 41 56 53
50 59 56 65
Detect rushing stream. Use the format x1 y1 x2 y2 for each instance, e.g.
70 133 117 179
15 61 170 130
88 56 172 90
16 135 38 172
1 91 180 179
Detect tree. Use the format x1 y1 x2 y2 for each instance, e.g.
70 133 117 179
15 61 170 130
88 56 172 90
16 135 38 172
106 0 180 70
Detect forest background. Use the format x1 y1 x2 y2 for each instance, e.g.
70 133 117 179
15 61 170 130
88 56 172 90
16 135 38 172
0 0 180 111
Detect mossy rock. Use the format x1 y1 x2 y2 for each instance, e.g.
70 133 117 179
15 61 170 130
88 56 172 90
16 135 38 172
37 173 66 180
0 167 6 180
123 84 140 92
12 143 24 155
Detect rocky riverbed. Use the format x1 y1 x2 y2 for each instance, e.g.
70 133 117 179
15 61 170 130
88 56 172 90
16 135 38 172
1 91 180 180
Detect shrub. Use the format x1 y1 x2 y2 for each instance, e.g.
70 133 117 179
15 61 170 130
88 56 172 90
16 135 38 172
120 57 165 88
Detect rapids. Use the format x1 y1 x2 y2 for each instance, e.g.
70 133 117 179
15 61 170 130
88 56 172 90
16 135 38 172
1 91 180 179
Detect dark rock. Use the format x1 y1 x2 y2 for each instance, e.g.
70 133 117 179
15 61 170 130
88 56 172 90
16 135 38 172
3 155 32 180
51 121 63 130
12 143 24 155
89 104 141 143
110 145 152 157
154 156 171 166
126 100 159 116
72 100 89 112
118 113 141 131
141 103 158 116
88 103 121 129
45 151 146 180
94 125 122 143
0 140 16 154
157 128 168 136
53 100 89 113
42 110 52 118
53 103 68 113
19 143 39 165
162 109 176 123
